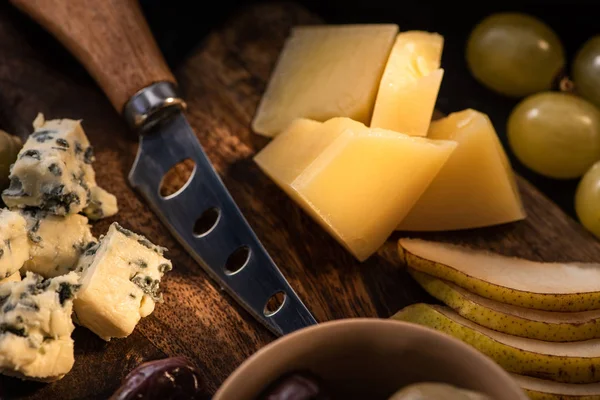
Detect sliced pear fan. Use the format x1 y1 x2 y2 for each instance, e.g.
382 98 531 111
392 303 600 384
399 238 600 312
410 270 600 342
513 374 600 400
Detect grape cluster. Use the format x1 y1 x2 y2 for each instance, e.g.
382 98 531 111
466 13 600 238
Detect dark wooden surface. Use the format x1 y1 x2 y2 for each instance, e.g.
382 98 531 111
1 2 600 399
10 0 176 113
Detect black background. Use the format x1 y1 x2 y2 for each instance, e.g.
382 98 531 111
13 0 600 220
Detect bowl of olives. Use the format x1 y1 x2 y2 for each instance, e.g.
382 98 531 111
213 319 527 400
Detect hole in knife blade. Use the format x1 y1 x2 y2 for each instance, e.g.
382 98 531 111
160 158 196 198
193 207 221 237
264 291 286 317
224 245 251 275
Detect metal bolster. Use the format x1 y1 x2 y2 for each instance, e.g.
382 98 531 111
123 81 187 131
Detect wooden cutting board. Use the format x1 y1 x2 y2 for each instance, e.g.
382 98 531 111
1 2 600 399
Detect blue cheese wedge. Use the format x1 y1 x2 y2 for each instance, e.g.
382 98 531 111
0 209 30 279
82 186 118 220
2 114 96 215
2 114 118 219
0 271 80 381
73 222 172 341
19 209 95 278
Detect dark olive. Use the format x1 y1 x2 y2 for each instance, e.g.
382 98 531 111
109 356 204 400
257 371 331 400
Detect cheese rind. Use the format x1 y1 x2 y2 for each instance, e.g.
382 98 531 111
252 24 398 137
82 186 118 220
0 272 79 381
0 209 30 279
255 117 457 261
73 222 172 341
371 31 444 136
20 209 95 278
397 109 526 231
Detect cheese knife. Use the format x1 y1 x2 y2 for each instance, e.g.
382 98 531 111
10 0 317 336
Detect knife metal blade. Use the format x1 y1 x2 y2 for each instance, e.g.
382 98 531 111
126 82 318 336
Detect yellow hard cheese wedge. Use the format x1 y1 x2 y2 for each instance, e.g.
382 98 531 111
254 117 325 188
256 117 373 224
254 117 457 261
252 24 398 137
397 109 525 231
370 31 444 136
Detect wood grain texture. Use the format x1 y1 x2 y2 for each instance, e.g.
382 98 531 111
9 0 176 113
1 1 600 399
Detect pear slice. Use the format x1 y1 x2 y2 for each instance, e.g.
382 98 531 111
410 270 600 342
399 238 600 312
513 373 600 399
392 303 600 384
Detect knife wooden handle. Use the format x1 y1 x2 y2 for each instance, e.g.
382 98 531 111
10 0 176 113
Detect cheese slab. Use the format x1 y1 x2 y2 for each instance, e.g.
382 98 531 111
73 222 172 341
370 31 444 136
255 117 457 261
251 24 398 137
0 272 80 382
0 209 30 280
20 209 95 278
397 109 526 231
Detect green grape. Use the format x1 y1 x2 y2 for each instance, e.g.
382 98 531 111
575 161 600 239
466 13 565 97
573 36 600 109
507 92 600 179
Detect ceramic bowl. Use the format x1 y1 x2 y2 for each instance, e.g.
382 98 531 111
214 318 527 400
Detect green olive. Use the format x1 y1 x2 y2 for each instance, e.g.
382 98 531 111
388 382 491 400
507 92 600 179
573 36 600 109
466 13 565 97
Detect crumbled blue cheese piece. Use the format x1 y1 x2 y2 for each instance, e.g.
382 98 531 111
82 186 118 220
2 114 118 220
2 114 96 215
73 222 172 341
0 209 30 279
19 209 95 278
0 272 80 381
